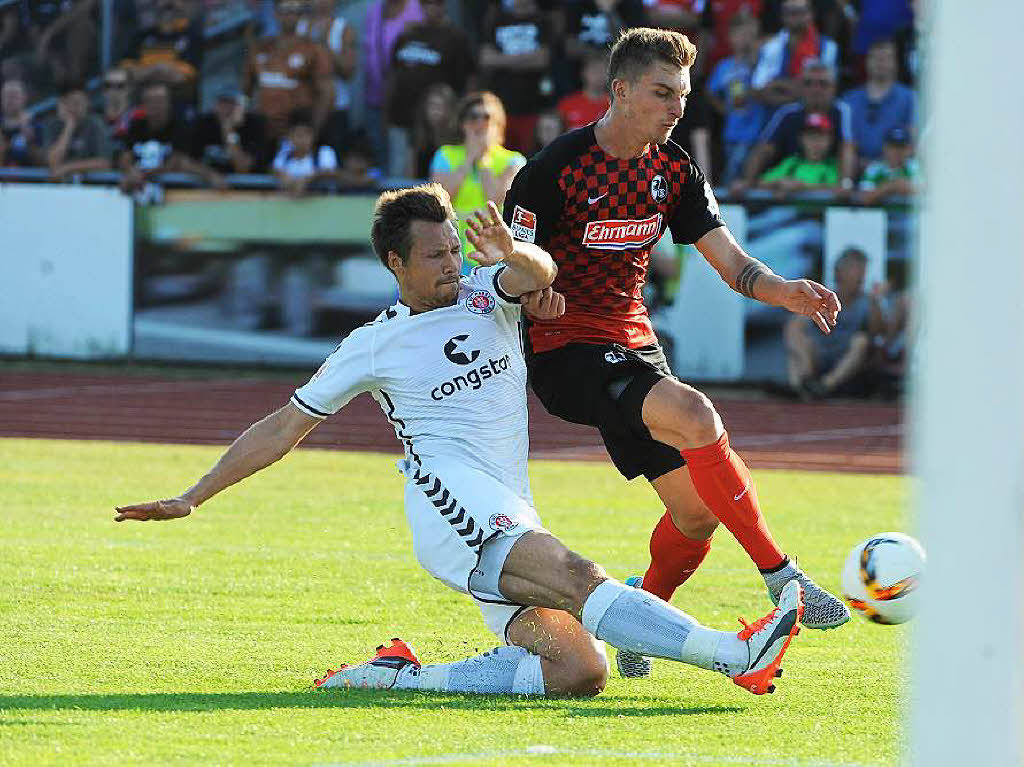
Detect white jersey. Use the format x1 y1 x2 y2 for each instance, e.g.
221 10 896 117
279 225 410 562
292 264 532 501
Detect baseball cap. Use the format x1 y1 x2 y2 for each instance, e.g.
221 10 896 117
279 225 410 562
803 112 832 132
885 126 911 145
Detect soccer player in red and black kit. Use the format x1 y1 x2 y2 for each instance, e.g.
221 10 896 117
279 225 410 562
504 27 850 678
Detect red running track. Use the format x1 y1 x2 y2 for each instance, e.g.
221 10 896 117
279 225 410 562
0 371 902 474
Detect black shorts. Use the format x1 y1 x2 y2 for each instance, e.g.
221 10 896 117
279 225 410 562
527 341 685 482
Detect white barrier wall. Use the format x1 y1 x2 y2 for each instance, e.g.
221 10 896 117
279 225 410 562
0 184 133 357
654 204 748 381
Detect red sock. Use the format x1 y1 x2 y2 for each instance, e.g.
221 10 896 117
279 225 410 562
681 432 786 571
642 511 712 601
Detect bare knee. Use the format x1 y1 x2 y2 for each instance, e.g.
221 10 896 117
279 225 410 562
653 382 721 447
558 643 608 698
668 503 718 540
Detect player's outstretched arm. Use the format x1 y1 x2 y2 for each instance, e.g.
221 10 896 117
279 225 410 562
465 201 557 296
696 226 841 335
114 403 322 522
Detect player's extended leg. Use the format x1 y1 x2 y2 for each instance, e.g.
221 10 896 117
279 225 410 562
498 531 804 695
315 609 606 698
641 378 850 630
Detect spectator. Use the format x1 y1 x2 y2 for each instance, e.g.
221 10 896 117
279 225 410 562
0 77 43 167
363 0 424 171
851 0 913 58
297 0 357 160
243 0 333 144
101 66 139 139
751 0 838 107
706 10 766 183
705 0 762 67
532 109 564 154
410 81 455 179
556 49 609 131
23 0 98 88
734 58 855 193
272 106 338 196
642 0 703 38
191 88 269 174
385 0 474 177
783 246 874 399
123 0 202 109
118 80 222 196
669 84 713 180
337 130 382 189
44 79 113 181
757 111 838 196
429 91 525 267
0 4 21 77
858 126 918 204
840 37 915 164
563 0 645 61
480 0 553 155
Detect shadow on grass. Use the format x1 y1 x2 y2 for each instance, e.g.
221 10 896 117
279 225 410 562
0 691 744 718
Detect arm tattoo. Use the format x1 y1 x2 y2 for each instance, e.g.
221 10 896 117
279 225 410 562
734 263 769 299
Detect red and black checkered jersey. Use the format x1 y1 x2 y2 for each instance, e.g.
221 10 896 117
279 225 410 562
503 124 724 353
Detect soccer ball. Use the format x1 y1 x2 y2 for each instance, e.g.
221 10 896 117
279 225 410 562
841 532 925 625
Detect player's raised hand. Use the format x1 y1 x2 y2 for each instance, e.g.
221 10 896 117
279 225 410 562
778 279 842 334
521 286 566 321
114 497 193 522
465 201 514 267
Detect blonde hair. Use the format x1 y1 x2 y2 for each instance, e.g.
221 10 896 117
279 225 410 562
608 27 698 97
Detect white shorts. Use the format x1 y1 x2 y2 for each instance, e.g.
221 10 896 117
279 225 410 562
400 457 545 641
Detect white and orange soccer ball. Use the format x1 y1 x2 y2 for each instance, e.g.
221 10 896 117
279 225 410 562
841 532 925 625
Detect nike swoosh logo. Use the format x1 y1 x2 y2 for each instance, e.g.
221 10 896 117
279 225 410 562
588 192 607 204
734 480 750 501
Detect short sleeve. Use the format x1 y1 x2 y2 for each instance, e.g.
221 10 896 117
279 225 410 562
272 143 289 172
668 158 725 245
467 263 522 310
429 147 452 174
291 327 377 418
501 158 562 248
318 145 338 170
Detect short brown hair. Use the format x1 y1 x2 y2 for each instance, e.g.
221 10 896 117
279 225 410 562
608 27 697 95
371 183 456 272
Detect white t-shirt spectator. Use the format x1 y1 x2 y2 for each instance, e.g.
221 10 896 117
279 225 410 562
272 141 338 177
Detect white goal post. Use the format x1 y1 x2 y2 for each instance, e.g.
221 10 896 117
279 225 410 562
911 2 1024 764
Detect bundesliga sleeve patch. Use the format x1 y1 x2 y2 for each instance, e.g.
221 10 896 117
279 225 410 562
510 205 537 243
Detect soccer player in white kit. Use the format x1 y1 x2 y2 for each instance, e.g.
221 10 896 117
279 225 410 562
114 185 804 698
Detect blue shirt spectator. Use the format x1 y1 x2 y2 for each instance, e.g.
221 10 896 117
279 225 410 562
751 0 838 107
852 0 913 56
840 38 915 162
707 11 767 182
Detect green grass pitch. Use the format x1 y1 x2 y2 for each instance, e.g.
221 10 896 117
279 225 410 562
0 438 907 766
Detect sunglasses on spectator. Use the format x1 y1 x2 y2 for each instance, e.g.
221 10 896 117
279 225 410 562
464 111 492 122
803 78 832 87
104 80 128 89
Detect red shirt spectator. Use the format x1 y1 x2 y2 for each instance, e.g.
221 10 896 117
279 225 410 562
706 0 762 65
556 51 608 130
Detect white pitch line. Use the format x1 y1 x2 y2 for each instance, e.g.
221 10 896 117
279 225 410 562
317 748 882 767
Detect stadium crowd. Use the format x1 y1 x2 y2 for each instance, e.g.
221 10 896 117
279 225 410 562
0 0 918 200
0 0 915 400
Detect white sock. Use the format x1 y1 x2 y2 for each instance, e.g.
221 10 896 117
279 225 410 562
393 645 546 695
581 579 748 676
